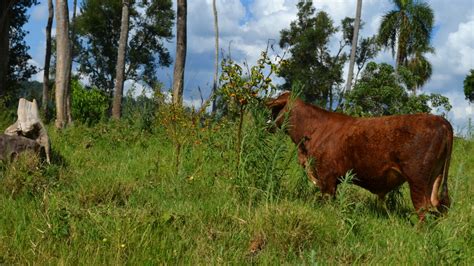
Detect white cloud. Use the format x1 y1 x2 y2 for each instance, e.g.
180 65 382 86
442 90 474 135
251 0 288 17
443 18 474 74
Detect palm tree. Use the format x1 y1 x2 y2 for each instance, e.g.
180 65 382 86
378 0 434 67
406 45 433 94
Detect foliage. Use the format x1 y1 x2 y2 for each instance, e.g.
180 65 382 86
345 62 451 116
279 0 349 109
71 79 109 125
219 51 278 116
377 0 434 66
219 50 280 163
464 69 474 103
122 89 158 133
354 36 380 81
2 0 39 95
156 101 199 176
75 0 174 93
0 98 16 130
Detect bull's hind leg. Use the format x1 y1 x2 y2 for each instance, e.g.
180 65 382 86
430 174 443 208
408 174 444 220
407 180 433 220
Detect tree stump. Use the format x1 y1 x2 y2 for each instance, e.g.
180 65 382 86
0 134 41 162
4 98 51 163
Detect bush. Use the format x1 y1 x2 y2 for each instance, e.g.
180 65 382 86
71 79 109 125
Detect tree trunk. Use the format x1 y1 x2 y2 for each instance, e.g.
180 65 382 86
172 0 187 105
42 0 54 119
211 0 219 113
65 0 77 124
54 0 70 129
112 0 131 119
0 0 12 97
345 0 362 92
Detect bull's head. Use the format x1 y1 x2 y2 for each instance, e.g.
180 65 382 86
265 91 291 132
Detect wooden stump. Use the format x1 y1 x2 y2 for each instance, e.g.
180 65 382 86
0 134 41 162
4 98 51 163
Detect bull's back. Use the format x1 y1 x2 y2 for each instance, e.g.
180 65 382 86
341 114 452 190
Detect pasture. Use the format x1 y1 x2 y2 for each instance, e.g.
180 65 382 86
0 112 472 264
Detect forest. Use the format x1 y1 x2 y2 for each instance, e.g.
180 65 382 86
0 0 473 264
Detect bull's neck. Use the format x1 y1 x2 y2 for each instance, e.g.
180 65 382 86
286 100 337 144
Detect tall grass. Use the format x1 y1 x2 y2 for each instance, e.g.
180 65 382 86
0 106 472 264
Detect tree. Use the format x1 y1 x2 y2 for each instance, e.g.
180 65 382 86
378 0 434 67
279 0 351 109
345 62 451 116
172 0 187 105
112 0 131 119
0 0 38 98
55 0 71 129
464 70 474 103
42 0 54 118
211 0 219 113
405 47 432 94
354 35 379 83
75 0 173 95
345 0 362 92
66 0 78 123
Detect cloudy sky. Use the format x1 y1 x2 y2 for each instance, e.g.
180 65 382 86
24 0 473 132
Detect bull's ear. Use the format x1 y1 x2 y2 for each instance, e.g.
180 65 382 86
265 92 290 109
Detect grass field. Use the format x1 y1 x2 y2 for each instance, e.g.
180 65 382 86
0 111 472 264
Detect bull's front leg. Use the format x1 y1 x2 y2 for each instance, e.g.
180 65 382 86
297 148 320 187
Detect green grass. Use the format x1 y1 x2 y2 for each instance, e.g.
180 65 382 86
0 114 473 264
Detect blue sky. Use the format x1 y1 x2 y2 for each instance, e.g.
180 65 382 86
23 0 473 132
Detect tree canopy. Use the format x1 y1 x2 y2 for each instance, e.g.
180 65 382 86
0 0 38 97
75 0 174 94
278 0 349 109
345 62 451 116
464 70 474 103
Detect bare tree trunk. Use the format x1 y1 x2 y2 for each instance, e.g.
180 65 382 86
65 0 77 124
172 0 187 105
345 0 362 92
42 0 54 119
211 0 219 113
0 0 13 98
112 0 131 119
54 0 70 129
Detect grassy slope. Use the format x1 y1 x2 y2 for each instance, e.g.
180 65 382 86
0 118 472 264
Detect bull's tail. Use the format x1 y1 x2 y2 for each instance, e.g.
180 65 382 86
438 124 453 212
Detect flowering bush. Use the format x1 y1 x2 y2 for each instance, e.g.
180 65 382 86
219 51 281 114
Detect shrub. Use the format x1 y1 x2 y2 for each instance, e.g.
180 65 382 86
71 79 109 125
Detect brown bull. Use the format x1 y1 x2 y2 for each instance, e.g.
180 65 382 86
267 92 453 219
